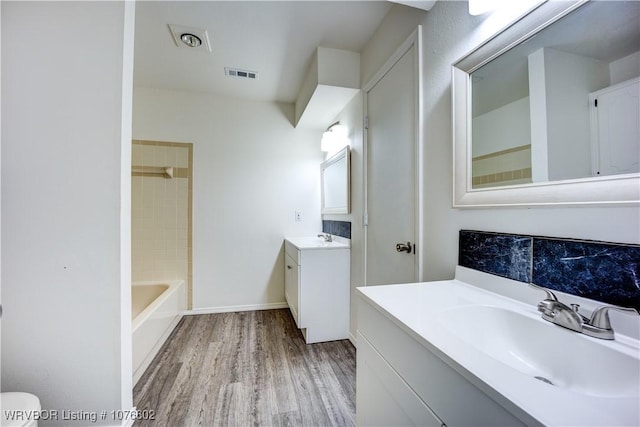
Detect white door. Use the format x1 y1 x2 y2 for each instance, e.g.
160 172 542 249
591 77 640 176
364 29 421 286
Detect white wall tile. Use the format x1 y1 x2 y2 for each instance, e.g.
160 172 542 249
132 142 191 285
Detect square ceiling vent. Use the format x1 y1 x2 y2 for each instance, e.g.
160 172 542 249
168 24 212 53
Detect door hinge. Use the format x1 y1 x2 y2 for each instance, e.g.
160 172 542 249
363 213 368 226
595 98 598 107
364 116 369 130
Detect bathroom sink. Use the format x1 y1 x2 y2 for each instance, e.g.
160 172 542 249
285 236 350 249
438 305 640 398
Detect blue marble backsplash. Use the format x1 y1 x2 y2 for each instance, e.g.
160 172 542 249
459 230 640 310
322 220 351 239
459 232 532 283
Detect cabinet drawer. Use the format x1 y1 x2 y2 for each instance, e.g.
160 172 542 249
284 240 300 265
357 332 444 427
284 253 300 326
357 298 526 427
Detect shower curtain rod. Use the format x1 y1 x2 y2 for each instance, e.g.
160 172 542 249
131 166 174 179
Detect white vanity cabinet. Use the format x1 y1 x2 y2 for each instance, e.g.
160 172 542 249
284 237 350 344
356 292 528 427
356 269 640 427
284 252 300 323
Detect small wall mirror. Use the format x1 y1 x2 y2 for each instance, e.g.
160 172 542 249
453 0 640 207
321 146 351 214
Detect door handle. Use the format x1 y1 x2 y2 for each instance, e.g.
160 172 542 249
396 242 412 254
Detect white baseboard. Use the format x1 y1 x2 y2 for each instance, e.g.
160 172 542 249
349 331 357 348
185 302 289 316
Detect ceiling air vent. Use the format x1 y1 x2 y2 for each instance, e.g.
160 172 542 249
225 67 258 80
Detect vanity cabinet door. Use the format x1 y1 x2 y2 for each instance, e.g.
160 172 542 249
357 298 526 427
284 253 300 327
591 77 640 176
357 332 445 427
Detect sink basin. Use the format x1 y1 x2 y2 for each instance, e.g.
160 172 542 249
438 305 640 398
285 236 349 249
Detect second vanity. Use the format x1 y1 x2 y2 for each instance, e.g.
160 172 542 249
284 235 350 343
356 266 640 426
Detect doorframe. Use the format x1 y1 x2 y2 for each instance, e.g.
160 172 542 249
362 26 424 285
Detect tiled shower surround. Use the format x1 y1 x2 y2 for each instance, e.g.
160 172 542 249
459 230 640 310
132 140 193 306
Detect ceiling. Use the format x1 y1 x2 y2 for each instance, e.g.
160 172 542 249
133 1 401 104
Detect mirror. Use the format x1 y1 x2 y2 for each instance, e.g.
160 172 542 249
321 146 351 214
453 0 640 207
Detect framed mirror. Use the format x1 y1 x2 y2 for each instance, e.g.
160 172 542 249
321 146 351 214
453 0 640 207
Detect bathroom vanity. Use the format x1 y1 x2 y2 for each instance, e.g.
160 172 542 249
356 266 640 426
284 236 350 343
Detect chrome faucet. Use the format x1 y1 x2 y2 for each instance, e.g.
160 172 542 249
317 233 332 242
529 283 639 340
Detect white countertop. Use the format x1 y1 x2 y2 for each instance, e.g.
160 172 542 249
356 267 640 427
285 235 350 250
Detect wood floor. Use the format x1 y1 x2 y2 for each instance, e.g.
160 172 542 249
133 309 356 427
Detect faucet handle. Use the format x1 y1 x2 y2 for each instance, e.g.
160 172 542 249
570 303 590 323
589 305 639 330
529 284 562 319
529 283 559 301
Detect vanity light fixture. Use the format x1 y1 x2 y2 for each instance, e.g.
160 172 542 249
321 122 348 155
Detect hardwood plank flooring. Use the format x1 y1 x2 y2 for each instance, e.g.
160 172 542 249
133 309 356 427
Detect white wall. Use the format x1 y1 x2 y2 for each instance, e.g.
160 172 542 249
528 48 550 183
610 51 640 85
471 97 532 186
133 88 323 311
472 97 531 157
538 48 610 181
321 92 364 341
0 0 3 370
1 1 134 425
360 4 426 87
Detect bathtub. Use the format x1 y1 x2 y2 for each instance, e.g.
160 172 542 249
132 280 186 384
